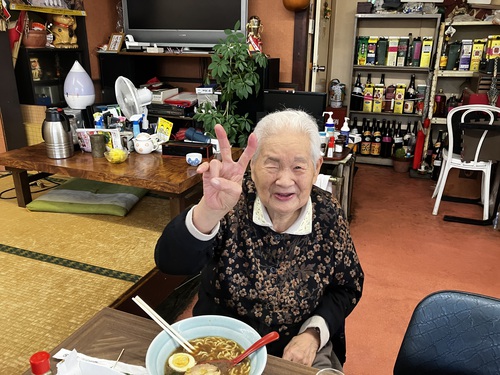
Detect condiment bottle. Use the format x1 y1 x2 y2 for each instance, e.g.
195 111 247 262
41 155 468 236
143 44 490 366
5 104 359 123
434 89 447 117
30 351 53 375
327 137 334 158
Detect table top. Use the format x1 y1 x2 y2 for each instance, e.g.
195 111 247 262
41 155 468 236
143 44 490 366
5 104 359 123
0 143 240 195
22 307 318 375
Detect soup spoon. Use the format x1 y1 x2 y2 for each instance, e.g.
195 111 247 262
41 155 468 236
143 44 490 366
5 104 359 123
202 331 279 374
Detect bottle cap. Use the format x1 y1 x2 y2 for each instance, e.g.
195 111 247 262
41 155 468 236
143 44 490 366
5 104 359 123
30 351 51 375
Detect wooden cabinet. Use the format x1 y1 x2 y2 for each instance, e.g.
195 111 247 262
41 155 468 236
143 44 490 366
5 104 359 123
15 46 89 107
347 13 441 165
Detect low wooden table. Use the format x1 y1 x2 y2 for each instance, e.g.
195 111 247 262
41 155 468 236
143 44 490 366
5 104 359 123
21 307 318 375
0 143 241 218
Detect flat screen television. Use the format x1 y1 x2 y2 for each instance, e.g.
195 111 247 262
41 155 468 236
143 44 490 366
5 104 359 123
261 90 328 128
122 0 249 48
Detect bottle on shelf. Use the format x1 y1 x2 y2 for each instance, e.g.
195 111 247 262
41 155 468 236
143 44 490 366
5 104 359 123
431 147 442 181
439 36 450 70
370 121 382 156
432 130 444 166
393 122 403 154
434 89 447 117
360 119 372 155
351 117 359 154
340 117 350 146
446 94 458 115
381 121 393 158
350 73 364 111
403 74 416 114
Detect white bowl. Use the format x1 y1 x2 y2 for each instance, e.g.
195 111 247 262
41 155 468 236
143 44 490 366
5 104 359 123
146 315 267 375
186 152 202 166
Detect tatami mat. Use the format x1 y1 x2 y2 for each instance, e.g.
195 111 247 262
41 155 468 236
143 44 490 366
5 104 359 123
0 173 172 373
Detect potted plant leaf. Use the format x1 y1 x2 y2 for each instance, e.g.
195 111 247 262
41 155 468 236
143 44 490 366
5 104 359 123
392 147 413 173
193 21 268 148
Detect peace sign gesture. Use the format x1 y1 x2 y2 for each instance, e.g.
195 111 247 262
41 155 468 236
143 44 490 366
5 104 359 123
192 124 257 233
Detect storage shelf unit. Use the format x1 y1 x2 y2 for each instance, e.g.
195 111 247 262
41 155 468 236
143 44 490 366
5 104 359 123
427 20 500 125
348 13 441 165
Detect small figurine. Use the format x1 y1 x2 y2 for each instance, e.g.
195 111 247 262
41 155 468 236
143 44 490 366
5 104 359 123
30 57 42 81
49 14 78 48
246 15 263 54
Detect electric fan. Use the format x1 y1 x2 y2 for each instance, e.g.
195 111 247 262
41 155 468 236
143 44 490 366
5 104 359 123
115 76 152 132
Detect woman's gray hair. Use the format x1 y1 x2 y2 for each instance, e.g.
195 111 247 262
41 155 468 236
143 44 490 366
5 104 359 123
251 109 322 167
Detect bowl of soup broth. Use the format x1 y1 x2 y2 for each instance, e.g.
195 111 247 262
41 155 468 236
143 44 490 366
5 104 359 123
146 315 267 375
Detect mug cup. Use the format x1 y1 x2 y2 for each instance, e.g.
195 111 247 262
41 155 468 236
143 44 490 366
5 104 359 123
186 152 202 166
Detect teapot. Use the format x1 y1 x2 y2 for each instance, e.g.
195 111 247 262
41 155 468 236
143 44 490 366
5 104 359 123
42 107 74 159
133 133 160 154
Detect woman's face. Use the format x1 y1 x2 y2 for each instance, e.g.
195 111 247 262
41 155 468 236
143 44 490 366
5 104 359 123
251 131 322 223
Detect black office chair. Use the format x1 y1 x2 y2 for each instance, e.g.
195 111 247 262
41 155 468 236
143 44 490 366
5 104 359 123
394 290 500 375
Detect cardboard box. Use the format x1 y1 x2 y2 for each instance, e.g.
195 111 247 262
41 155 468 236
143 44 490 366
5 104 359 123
362 84 374 112
443 169 481 200
357 36 369 65
393 84 406 114
458 39 473 71
372 85 384 112
151 88 179 104
470 39 486 71
387 37 399 66
366 37 378 65
419 38 433 68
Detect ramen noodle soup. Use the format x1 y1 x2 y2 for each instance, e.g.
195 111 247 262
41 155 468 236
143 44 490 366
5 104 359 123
165 336 250 375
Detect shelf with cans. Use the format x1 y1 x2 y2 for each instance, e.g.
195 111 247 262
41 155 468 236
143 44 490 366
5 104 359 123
428 20 500 126
348 13 441 165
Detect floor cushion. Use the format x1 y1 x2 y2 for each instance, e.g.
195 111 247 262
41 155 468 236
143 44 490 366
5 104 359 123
26 178 148 216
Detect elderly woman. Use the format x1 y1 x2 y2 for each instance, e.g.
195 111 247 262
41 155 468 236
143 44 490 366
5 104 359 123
155 109 364 370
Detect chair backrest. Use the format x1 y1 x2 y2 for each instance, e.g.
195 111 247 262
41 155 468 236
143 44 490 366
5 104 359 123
446 104 500 164
394 290 500 375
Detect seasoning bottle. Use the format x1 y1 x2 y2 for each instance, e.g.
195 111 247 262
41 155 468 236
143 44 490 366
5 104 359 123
327 137 334 158
30 351 53 375
434 89 447 117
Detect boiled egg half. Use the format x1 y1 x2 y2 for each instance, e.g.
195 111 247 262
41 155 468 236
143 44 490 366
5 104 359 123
168 353 196 372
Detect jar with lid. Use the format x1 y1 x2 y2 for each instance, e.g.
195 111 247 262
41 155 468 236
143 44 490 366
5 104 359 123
30 351 53 375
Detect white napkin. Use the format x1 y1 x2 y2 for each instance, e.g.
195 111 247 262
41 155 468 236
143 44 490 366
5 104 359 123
314 174 333 193
54 349 148 375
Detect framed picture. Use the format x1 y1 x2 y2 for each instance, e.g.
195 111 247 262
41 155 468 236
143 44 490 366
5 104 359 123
107 33 124 52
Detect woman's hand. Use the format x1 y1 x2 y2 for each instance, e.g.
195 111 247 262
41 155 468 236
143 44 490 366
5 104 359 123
192 124 257 233
282 329 320 367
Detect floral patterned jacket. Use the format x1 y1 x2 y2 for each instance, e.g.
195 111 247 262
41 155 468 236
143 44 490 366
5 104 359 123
155 177 364 356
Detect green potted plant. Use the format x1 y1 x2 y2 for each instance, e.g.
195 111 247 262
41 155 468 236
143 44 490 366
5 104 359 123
193 21 268 147
392 147 413 173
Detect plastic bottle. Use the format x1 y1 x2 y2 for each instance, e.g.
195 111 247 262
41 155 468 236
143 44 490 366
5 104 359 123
30 351 53 375
323 111 335 133
130 114 142 137
326 136 334 158
340 117 350 146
